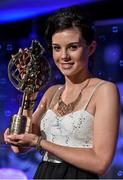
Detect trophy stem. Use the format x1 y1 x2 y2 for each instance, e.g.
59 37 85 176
18 92 27 116
9 92 31 134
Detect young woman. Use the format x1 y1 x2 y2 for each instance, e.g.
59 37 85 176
4 6 120 179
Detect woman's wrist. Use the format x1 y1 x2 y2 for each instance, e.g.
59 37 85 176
35 136 43 151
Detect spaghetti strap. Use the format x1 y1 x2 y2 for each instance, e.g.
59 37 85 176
83 81 105 110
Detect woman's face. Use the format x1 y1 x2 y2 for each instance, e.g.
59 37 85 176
52 27 95 78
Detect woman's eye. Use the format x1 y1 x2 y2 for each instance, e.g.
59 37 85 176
52 46 61 52
69 45 78 50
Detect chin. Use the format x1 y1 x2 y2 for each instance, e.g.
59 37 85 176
60 69 73 76
62 71 78 78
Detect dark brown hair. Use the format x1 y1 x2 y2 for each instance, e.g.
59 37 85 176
45 6 96 47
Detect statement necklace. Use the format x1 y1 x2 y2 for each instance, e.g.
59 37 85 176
57 78 90 116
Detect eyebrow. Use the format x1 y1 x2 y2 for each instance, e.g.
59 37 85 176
52 42 80 46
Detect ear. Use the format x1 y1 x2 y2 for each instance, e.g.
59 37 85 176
87 41 97 56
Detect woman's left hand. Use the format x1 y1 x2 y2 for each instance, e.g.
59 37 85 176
6 133 38 147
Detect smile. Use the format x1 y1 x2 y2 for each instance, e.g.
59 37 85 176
60 63 74 69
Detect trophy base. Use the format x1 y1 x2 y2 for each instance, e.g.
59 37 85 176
9 114 31 135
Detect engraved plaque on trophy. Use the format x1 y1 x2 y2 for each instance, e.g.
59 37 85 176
8 40 51 135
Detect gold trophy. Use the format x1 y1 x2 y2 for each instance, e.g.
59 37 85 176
8 40 51 135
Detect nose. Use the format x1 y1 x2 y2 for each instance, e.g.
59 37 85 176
61 50 69 60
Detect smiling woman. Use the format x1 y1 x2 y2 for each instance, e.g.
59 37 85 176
51 28 95 77
4 5 120 179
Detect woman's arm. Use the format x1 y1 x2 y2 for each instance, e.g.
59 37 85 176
4 85 61 153
39 82 120 175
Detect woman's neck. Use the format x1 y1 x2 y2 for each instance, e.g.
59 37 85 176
64 71 92 88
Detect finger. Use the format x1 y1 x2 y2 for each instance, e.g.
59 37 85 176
4 128 10 141
4 128 10 135
7 134 22 141
4 136 18 145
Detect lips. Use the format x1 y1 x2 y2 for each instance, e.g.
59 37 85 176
60 62 74 69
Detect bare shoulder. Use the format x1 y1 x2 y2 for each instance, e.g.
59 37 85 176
93 79 120 102
97 80 119 94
